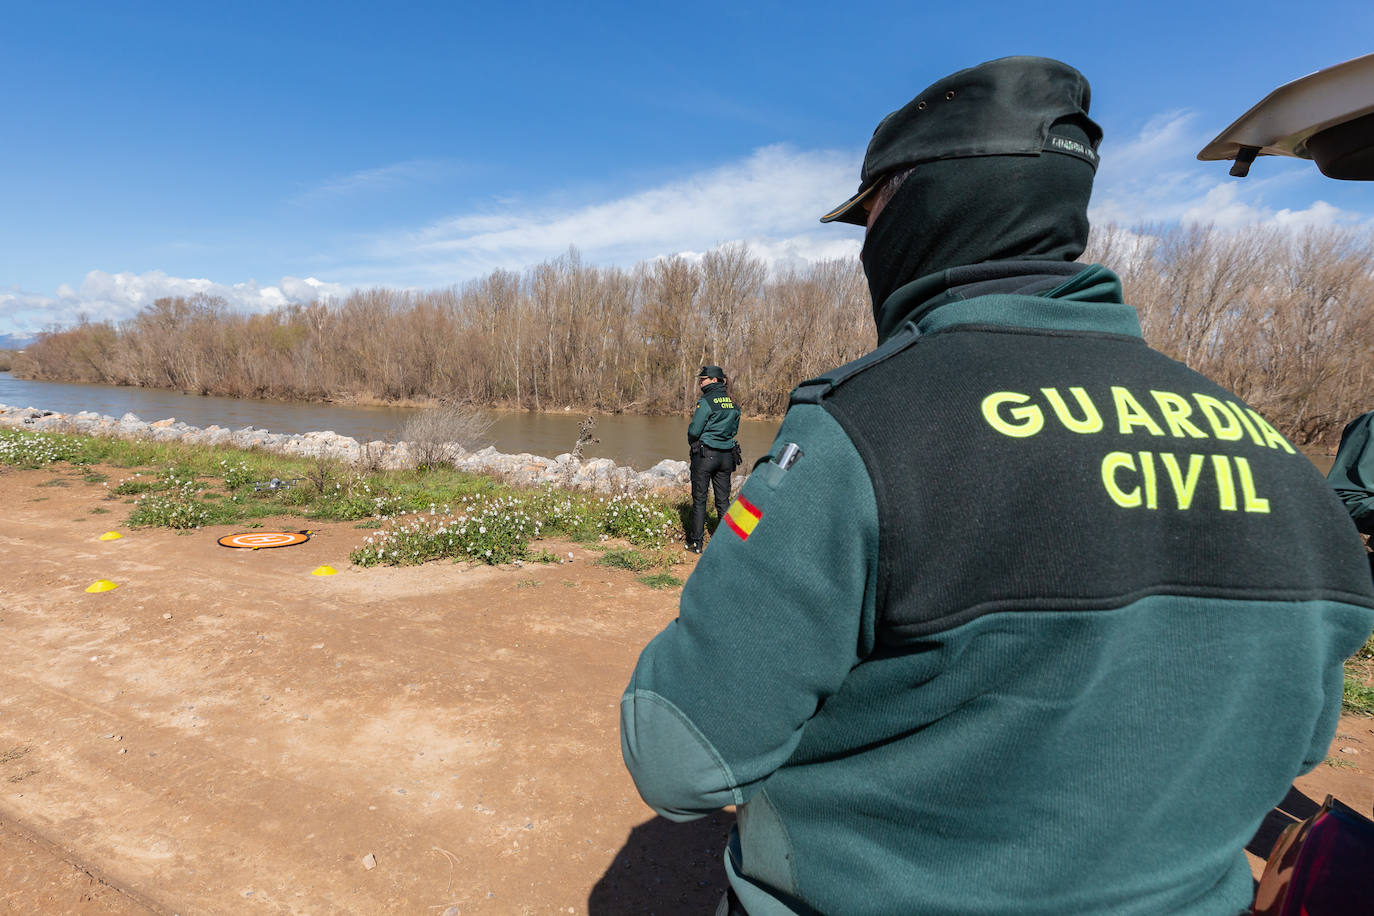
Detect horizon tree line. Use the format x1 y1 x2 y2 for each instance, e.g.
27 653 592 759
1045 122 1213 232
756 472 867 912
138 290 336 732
13 226 1374 446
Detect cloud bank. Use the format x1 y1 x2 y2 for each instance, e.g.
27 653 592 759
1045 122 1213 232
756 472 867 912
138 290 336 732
1 272 349 337
357 143 865 281
1090 111 1362 229
8 122 1372 337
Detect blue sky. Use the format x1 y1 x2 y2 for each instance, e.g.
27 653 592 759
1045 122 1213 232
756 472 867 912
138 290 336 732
3 0 1373 337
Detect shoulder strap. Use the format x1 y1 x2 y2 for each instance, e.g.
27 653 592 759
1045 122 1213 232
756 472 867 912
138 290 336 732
790 322 921 406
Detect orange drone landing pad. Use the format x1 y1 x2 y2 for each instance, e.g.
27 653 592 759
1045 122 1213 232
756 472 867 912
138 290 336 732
217 531 312 550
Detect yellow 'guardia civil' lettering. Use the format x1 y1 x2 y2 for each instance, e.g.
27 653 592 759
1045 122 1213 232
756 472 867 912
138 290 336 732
1101 451 1270 513
981 387 1295 453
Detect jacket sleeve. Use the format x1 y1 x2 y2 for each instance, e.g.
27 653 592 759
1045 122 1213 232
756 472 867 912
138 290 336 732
621 404 880 820
1303 605 1374 771
687 399 709 443
1328 411 1374 534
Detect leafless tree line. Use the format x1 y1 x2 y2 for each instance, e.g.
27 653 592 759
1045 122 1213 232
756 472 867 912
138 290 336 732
14 245 871 418
1085 224 1374 445
14 227 1374 444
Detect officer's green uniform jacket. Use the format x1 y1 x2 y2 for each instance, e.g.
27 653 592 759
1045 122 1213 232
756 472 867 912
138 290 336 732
688 382 740 450
621 265 1374 915
1327 409 1374 534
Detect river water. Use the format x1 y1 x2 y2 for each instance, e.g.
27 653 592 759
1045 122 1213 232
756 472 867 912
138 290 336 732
2 373 1338 475
0 373 781 471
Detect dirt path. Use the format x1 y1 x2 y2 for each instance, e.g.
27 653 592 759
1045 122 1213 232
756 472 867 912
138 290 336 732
0 464 1369 913
0 464 729 914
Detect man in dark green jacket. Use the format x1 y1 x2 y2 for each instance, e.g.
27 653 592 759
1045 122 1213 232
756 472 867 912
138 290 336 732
686 365 741 553
621 57 1374 915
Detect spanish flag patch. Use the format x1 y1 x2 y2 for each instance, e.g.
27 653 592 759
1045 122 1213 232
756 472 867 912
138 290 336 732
723 495 762 541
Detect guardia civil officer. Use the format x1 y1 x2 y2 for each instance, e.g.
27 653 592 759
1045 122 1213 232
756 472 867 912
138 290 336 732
621 57 1374 915
686 365 741 553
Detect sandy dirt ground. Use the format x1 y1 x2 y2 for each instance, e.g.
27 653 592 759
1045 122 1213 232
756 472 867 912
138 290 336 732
0 463 1370 914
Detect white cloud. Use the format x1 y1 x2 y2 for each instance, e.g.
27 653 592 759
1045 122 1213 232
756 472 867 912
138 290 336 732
0 271 348 337
1090 111 1363 230
356 144 864 281
17 122 1369 340
290 159 449 205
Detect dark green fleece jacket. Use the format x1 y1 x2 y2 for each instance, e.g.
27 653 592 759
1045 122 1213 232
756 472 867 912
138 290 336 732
621 266 1374 915
1327 409 1374 534
688 381 740 450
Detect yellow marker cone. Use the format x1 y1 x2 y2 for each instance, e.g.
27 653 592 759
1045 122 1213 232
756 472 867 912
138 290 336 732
86 580 119 593
98 531 123 541
311 566 338 576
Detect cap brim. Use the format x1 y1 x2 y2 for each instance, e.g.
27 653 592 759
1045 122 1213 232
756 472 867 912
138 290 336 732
819 183 878 225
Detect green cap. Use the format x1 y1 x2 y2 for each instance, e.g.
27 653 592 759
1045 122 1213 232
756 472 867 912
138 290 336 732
697 365 724 378
821 56 1103 225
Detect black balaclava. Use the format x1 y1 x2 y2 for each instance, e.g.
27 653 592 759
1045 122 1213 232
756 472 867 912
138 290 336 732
860 120 1096 340
700 380 728 399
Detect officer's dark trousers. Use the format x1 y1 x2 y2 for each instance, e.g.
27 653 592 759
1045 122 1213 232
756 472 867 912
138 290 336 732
689 447 734 546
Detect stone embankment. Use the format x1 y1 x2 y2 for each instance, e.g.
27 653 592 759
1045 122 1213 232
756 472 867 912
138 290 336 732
0 403 698 494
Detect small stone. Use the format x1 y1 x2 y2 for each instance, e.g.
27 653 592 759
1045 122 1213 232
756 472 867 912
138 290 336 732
1338 746 1359 755
163 613 173 620
362 853 377 870
118 748 127 754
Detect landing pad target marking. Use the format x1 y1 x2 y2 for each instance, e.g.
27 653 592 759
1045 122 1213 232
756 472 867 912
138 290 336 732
217 531 311 549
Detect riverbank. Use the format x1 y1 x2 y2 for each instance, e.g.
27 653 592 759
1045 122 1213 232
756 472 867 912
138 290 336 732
0 402 713 494
0 374 782 470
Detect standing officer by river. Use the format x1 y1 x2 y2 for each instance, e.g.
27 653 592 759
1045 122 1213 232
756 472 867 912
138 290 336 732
621 57 1374 915
686 366 740 554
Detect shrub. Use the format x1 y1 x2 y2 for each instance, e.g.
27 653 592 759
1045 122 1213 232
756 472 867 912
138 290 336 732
399 404 494 469
218 459 256 490
0 430 80 468
526 488 601 540
128 477 210 529
350 494 538 566
600 493 678 547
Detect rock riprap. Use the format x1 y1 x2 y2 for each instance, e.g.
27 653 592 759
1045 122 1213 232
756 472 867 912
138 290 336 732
0 403 707 494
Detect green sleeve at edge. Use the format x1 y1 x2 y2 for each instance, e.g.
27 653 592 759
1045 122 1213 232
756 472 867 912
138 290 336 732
621 403 880 819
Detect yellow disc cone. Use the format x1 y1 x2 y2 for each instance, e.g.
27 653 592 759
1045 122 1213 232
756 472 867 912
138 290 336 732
98 531 123 541
311 566 338 577
85 580 119 593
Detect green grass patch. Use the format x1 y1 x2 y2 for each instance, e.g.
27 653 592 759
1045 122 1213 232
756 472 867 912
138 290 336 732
36 478 69 487
595 548 659 572
1 428 684 564
0 429 85 468
89 507 110 515
636 572 683 590
1342 675 1374 717
1323 756 1358 769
